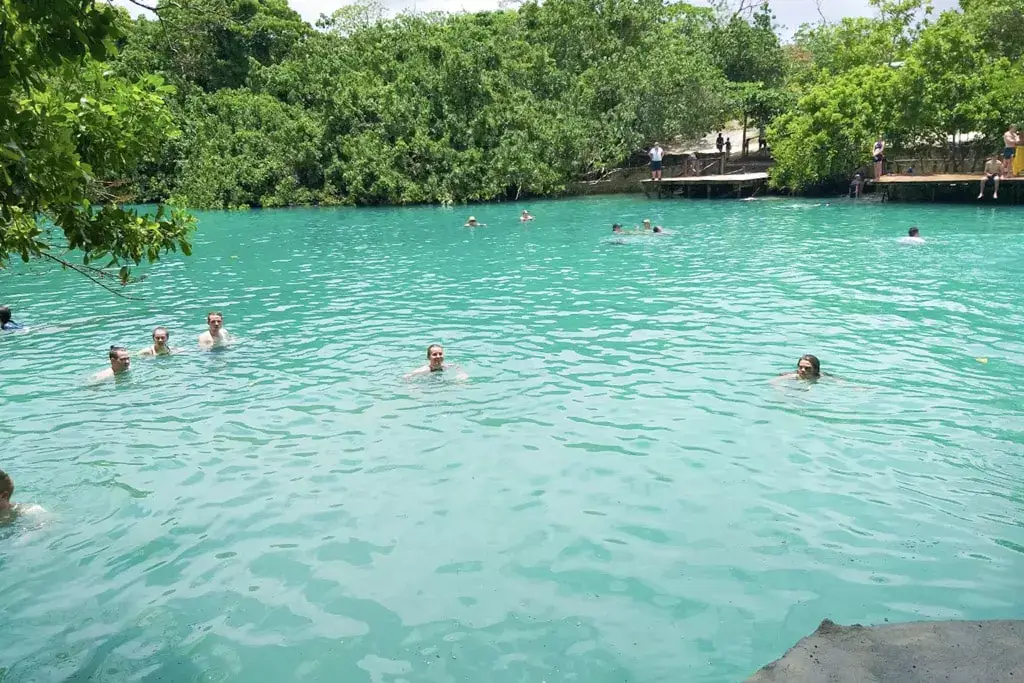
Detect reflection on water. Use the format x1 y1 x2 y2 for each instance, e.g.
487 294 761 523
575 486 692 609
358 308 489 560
1 197 1023 683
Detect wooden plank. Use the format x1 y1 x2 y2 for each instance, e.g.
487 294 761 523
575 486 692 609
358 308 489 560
874 174 1024 184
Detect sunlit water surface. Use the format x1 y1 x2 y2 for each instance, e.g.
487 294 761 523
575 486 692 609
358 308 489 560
2 197 1022 682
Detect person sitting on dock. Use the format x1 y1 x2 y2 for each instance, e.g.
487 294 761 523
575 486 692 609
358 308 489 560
648 143 664 181
979 154 1002 200
872 137 885 179
1003 124 1018 176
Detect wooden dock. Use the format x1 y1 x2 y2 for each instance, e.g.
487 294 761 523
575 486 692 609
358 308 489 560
873 173 1024 202
641 172 769 199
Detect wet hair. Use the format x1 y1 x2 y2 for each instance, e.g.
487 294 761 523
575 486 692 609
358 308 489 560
0 470 12 500
0 305 11 325
427 344 443 359
908 227 919 237
799 354 821 376
612 224 622 232
207 311 223 323
109 345 128 360
653 226 663 233
152 326 169 340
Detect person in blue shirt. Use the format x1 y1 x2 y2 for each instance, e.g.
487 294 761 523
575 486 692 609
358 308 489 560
0 305 23 331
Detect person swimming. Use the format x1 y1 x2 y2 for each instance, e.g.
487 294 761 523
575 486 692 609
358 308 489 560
464 216 486 227
405 344 468 379
520 210 535 222
899 226 925 244
653 226 664 234
776 354 824 381
612 224 623 233
0 305 23 331
0 469 45 524
139 326 172 356
198 311 230 348
94 346 131 380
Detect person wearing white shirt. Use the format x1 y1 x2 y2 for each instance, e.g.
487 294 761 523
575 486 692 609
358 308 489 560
648 143 664 181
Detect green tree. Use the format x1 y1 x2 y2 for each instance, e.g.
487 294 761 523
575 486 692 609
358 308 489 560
1 0 193 285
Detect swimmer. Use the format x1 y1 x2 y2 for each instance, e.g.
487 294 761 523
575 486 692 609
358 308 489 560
0 305 23 331
520 210 535 222
777 354 827 381
612 224 623 233
641 218 652 231
464 216 486 227
405 343 468 379
899 226 925 244
198 311 230 349
94 346 130 381
139 326 173 356
653 226 664 234
0 470 45 524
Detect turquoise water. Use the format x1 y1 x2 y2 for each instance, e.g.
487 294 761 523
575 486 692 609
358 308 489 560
1 196 1023 682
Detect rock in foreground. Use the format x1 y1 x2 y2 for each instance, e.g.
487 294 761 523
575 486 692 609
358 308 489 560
746 618 1024 683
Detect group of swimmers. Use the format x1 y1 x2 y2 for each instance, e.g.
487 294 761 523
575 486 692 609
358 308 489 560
613 218 665 234
464 210 535 227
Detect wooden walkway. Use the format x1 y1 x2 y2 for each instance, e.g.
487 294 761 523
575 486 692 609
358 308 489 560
641 172 769 199
873 173 1024 202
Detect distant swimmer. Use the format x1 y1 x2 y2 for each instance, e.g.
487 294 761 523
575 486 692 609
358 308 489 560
520 210 535 222
94 346 130 381
899 226 925 244
405 343 468 379
464 216 486 227
0 470 44 524
777 354 826 381
653 226 664 234
612 224 623 233
0 305 23 331
139 326 173 356
641 218 652 231
198 311 230 349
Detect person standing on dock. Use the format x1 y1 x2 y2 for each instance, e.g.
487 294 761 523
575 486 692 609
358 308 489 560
979 153 1002 200
1002 124 1017 176
648 143 664 181
872 137 885 179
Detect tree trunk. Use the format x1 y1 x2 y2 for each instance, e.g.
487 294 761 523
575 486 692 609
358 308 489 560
742 111 748 158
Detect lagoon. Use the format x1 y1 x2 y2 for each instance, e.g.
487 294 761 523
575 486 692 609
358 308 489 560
1 196 1023 682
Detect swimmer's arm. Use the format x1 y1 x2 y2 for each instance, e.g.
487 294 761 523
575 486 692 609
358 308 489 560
404 365 431 379
138 347 154 357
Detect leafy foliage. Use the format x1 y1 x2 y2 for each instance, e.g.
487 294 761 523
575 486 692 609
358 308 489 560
1 0 194 280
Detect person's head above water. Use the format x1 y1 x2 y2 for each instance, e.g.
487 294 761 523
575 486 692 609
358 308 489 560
796 354 821 379
612 224 622 232
0 305 12 326
207 311 223 332
908 227 920 237
653 226 663 233
427 344 445 371
152 326 170 349
109 346 130 373
466 216 478 225
0 469 13 510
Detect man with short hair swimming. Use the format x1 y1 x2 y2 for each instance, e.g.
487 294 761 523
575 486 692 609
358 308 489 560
520 210 535 222
198 311 230 348
899 226 925 244
0 469 45 523
139 326 172 356
0 305 23 331
94 346 131 380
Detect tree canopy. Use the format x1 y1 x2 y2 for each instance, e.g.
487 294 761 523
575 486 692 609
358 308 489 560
0 0 194 283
